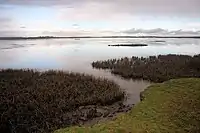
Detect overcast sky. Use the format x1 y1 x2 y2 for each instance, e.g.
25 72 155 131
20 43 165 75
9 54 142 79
0 0 200 36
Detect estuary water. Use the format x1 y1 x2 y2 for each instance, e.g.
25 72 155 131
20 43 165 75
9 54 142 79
0 38 200 104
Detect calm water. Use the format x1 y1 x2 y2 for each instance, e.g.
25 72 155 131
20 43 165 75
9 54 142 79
1 38 200 104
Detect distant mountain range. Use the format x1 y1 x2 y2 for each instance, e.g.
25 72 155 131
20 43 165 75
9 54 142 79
0 36 200 40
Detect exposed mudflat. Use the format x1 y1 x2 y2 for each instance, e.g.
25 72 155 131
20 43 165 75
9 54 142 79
64 102 134 126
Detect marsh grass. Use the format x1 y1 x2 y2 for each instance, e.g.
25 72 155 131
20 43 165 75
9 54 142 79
92 54 200 82
0 69 124 133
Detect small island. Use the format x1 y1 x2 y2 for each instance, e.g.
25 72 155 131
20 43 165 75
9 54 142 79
151 40 166 42
108 44 148 47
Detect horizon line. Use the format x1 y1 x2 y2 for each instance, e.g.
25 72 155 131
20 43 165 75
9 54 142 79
0 35 200 40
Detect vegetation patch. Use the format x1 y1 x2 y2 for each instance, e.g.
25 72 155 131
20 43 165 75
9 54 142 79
108 44 148 47
56 78 200 133
92 54 200 82
0 69 124 133
151 40 166 42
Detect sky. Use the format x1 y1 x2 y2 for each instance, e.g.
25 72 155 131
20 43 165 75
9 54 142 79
0 0 200 36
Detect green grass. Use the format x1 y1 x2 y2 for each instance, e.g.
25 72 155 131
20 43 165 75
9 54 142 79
55 78 200 133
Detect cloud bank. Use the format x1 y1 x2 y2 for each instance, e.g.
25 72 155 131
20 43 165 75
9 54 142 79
0 0 200 36
122 28 200 35
1 0 200 19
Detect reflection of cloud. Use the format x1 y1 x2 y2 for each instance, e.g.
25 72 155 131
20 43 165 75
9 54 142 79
0 43 36 50
0 44 25 50
0 49 20 68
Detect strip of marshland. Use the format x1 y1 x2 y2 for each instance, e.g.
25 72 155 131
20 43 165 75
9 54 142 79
0 69 125 133
108 44 148 47
57 78 200 133
92 54 200 82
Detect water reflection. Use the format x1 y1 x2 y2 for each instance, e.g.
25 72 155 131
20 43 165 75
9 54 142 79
0 38 200 104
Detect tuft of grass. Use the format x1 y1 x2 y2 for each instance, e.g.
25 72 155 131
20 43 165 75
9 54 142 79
92 54 200 82
0 69 124 133
56 78 200 133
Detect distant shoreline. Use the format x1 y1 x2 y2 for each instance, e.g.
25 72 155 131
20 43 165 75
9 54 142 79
0 36 200 40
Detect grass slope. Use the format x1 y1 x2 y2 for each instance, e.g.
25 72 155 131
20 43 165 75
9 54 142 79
56 78 200 133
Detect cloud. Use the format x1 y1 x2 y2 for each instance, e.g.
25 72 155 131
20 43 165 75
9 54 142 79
1 28 199 37
0 29 117 37
0 17 11 22
0 16 24 35
56 2 122 21
0 17 15 36
1 0 200 17
42 30 118 36
122 28 200 35
184 22 200 30
169 30 200 35
0 0 83 7
54 0 200 24
1 0 200 36
0 31 22 37
0 17 13 29
0 30 41 37
123 28 168 34
0 17 22 37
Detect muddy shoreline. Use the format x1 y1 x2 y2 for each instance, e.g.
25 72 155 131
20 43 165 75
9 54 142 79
64 101 134 127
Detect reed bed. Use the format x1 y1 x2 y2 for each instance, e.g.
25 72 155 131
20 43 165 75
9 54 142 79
0 69 124 133
92 54 200 82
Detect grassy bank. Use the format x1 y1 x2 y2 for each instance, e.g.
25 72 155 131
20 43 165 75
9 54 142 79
0 69 124 133
92 54 200 82
56 78 200 133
